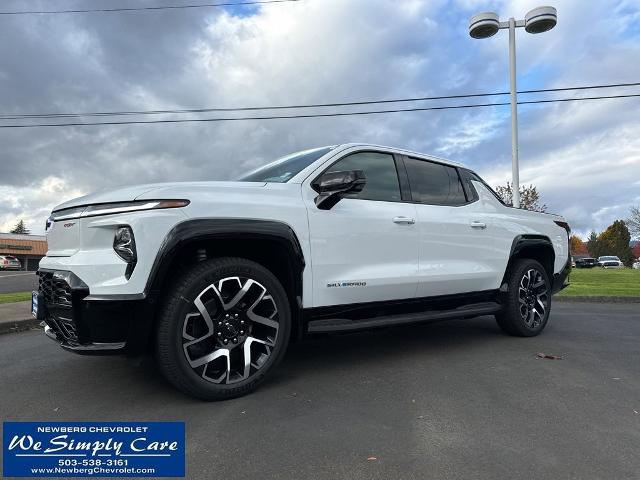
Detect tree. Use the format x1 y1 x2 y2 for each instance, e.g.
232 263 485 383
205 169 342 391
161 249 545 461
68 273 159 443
628 206 640 239
569 235 588 256
598 220 634 267
9 220 30 234
633 243 640 261
494 182 547 212
586 231 601 258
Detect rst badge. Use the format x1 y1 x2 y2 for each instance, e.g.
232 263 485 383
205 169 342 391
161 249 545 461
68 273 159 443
3 422 185 477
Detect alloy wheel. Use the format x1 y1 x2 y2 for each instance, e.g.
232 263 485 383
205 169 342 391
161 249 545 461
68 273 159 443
518 268 548 329
182 276 279 384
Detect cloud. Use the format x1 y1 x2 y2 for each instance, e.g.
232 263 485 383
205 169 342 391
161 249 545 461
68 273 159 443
0 177 85 232
0 0 638 237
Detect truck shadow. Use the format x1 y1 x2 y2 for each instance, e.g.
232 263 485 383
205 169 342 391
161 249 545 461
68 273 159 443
32 314 546 405
267 314 525 387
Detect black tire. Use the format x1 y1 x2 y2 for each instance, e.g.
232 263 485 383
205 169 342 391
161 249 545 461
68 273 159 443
156 257 291 400
495 258 551 337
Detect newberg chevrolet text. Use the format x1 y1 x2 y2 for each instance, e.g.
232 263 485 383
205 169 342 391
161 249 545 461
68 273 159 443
35 144 571 400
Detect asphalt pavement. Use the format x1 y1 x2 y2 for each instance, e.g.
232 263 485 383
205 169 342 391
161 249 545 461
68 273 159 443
1 302 638 480
0 271 38 294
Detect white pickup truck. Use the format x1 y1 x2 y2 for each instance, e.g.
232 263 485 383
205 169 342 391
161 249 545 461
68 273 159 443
35 143 570 399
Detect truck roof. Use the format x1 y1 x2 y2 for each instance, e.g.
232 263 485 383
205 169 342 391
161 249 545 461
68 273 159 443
336 143 465 168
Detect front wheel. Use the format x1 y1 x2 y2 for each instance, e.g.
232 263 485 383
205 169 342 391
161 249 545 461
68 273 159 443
495 259 551 337
156 257 291 400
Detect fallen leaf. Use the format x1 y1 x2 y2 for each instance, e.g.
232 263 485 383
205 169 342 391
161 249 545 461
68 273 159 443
537 352 563 360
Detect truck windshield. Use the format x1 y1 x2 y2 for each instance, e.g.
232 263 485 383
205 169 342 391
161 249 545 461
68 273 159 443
238 146 334 183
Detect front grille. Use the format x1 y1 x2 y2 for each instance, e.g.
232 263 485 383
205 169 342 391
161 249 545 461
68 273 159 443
39 271 73 306
38 271 79 343
48 312 78 341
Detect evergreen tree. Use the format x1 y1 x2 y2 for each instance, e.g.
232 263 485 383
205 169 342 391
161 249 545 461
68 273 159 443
9 220 30 234
598 220 634 266
586 231 601 258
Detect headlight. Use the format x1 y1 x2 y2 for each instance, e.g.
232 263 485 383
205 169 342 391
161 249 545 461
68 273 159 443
114 226 136 263
113 226 137 279
51 199 189 221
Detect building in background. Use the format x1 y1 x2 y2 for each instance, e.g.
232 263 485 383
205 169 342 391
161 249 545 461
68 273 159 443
0 233 47 271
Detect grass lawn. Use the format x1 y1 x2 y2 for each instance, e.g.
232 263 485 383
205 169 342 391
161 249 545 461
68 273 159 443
559 268 640 297
1 271 637 303
0 292 32 304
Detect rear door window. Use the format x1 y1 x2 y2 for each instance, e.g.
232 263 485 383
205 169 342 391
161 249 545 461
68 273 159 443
404 158 467 206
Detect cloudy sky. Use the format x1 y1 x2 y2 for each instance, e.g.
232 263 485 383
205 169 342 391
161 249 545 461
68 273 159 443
0 0 639 238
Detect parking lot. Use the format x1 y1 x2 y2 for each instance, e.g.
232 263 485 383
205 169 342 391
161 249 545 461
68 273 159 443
1 302 638 479
0 271 38 294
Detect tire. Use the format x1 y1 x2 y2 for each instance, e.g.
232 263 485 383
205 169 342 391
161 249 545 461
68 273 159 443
156 257 291 400
495 259 551 337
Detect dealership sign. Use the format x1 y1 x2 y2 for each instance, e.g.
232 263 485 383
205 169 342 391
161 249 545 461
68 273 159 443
3 422 185 477
0 244 32 250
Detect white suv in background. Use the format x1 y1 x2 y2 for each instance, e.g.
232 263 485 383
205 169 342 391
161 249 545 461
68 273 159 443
597 256 624 268
35 144 570 399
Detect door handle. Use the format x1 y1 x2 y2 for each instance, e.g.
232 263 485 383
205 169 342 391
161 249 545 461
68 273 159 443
393 216 416 225
470 221 487 229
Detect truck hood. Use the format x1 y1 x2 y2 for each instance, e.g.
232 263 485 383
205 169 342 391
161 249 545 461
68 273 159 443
53 181 267 211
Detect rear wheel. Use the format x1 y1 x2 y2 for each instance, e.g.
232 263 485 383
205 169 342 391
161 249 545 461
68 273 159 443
495 259 551 337
156 257 291 400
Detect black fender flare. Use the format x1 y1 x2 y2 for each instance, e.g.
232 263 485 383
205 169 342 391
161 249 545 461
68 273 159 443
144 218 305 299
501 234 556 290
508 234 554 259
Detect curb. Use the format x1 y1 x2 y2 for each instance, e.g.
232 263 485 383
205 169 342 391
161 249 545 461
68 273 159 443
555 296 640 303
0 318 41 335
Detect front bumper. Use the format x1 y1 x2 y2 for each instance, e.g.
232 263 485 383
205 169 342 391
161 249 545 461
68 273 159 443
38 269 151 355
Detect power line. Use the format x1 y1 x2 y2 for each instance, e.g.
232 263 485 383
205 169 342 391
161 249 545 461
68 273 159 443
1 82 638 120
0 0 300 15
0 93 638 129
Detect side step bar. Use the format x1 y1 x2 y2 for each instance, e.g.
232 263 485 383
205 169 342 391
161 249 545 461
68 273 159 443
307 302 501 333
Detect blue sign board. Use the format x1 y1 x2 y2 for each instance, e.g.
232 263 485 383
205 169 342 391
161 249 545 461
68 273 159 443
3 422 185 477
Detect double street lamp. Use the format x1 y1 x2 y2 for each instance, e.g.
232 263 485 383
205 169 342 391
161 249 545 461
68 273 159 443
469 6 557 208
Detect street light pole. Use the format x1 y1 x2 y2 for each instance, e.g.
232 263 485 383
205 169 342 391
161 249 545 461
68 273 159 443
468 6 557 209
508 17 520 208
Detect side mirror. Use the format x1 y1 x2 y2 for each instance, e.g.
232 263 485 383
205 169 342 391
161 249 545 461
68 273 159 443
312 170 366 210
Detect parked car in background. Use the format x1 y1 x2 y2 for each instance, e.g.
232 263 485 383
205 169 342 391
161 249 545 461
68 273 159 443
597 256 624 268
574 257 597 268
0 255 21 270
